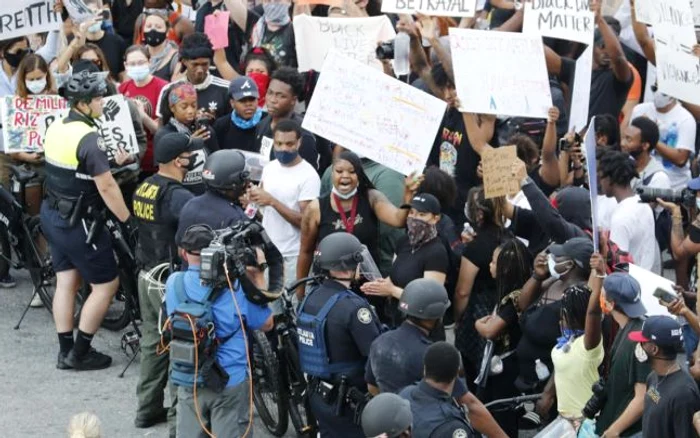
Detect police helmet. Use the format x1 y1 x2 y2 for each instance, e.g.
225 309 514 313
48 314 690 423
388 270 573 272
61 69 108 104
317 232 363 271
361 392 412 438
399 278 450 320
202 150 250 191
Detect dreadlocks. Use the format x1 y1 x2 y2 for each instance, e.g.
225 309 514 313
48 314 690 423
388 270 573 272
561 283 592 331
598 149 638 187
495 239 532 302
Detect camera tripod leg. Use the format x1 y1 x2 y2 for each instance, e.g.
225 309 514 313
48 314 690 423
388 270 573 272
118 346 140 378
14 287 38 330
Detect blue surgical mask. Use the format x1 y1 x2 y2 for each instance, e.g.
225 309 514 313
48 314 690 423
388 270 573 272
274 149 298 165
126 65 150 82
88 22 102 33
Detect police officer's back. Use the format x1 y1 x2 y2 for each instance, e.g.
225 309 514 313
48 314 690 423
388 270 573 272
297 232 383 437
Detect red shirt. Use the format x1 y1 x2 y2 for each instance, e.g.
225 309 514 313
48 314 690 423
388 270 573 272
119 76 169 173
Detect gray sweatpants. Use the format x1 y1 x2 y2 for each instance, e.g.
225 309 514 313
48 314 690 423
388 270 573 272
176 380 253 438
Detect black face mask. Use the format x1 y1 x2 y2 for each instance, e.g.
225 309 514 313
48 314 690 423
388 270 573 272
144 30 167 47
180 156 197 172
5 49 29 68
629 148 643 159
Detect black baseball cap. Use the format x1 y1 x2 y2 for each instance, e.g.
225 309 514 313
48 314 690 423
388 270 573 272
548 237 594 269
154 133 199 164
178 224 215 253
629 315 683 347
403 193 441 215
228 76 259 101
603 272 646 318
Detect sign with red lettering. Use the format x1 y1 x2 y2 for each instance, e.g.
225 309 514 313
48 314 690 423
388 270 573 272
0 0 61 40
1 95 68 153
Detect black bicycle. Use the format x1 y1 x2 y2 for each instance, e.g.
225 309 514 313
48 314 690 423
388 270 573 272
252 276 319 437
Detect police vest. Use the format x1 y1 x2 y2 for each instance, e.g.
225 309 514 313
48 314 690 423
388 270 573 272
43 115 100 201
407 386 474 438
296 289 365 380
133 174 182 269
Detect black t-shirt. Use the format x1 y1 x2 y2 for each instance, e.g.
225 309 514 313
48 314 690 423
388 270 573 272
112 0 143 43
643 369 700 438
461 226 502 297
89 32 127 80
496 297 521 354
195 5 258 73
516 300 562 384
390 236 449 289
588 67 633 120
213 111 267 153
259 22 297 68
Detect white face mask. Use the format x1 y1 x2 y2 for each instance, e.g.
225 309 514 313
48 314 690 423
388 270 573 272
653 92 674 109
25 77 47 95
635 343 649 363
332 185 357 200
548 254 571 280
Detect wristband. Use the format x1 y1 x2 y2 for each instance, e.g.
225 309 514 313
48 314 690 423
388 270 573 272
531 272 548 282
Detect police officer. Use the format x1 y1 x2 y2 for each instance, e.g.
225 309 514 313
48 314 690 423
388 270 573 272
133 133 198 432
361 392 413 438
400 342 476 438
175 149 250 242
41 67 135 370
297 232 383 437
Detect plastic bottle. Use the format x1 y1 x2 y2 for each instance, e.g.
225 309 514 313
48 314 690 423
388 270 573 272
535 359 550 381
393 32 410 77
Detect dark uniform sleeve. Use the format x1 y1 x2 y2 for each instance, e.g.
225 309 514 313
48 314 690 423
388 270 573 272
365 344 378 386
347 298 382 357
77 132 111 177
430 420 473 438
165 187 195 219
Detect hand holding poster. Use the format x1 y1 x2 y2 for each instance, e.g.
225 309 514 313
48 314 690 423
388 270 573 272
381 0 476 17
568 46 593 132
449 28 552 118
523 0 594 45
1 96 68 153
205 11 230 50
293 15 396 72
0 0 61 39
656 43 700 105
302 51 446 176
482 146 521 199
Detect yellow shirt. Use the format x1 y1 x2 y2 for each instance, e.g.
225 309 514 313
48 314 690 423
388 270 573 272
551 336 604 418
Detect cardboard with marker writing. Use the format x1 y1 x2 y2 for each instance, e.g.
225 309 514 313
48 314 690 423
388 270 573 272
1 95 68 153
381 0 477 17
0 0 61 39
482 146 520 199
522 0 594 45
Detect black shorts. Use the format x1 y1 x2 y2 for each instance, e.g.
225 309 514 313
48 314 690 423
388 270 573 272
40 202 118 285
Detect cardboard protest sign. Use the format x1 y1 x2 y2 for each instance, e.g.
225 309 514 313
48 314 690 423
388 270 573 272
627 264 673 317
568 46 593 132
205 11 230 50
381 0 476 17
1 96 68 153
449 28 552 118
583 118 599 252
302 51 446 176
0 0 61 39
656 44 700 105
63 0 94 23
523 0 594 45
482 146 520 199
293 15 395 72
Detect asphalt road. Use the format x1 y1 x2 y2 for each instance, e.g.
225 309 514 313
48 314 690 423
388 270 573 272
0 269 294 438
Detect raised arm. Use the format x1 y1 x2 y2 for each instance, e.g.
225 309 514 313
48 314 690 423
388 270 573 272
223 0 250 33
593 0 631 83
584 253 605 351
630 0 656 65
370 173 422 228
540 106 561 187
462 112 495 156
416 16 454 82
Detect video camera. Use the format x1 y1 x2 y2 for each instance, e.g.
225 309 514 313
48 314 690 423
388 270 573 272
636 187 696 209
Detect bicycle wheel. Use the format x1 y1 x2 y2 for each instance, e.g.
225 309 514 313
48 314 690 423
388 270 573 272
284 335 317 437
252 330 289 436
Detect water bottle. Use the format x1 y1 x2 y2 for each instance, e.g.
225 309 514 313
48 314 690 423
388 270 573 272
535 359 550 381
393 32 410 77
662 123 679 169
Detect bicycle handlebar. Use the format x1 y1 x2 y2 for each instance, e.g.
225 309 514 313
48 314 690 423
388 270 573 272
483 393 543 409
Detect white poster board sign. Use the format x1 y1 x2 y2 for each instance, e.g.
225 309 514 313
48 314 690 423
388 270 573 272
381 0 476 17
693 0 700 26
449 28 552 118
0 0 61 39
583 119 599 251
651 0 697 47
302 51 446 176
656 44 700 106
568 46 593 132
523 0 594 45
293 15 396 72
628 264 673 318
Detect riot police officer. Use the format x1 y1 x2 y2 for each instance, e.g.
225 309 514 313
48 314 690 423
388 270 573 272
41 68 135 371
133 133 198 431
297 232 383 437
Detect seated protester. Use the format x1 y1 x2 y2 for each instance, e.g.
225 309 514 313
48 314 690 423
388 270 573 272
629 316 700 438
630 87 697 191
361 193 449 329
155 82 218 195
165 225 273 437
537 253 605 422
474 239 533 437
453 187 509 384
623 117 671 191
592 273 650 437
361 393 413 438
599 149 660 272
84 0 127 81
213 76 266 153
141 11 180 82
249 0 296 67
156 33 232 121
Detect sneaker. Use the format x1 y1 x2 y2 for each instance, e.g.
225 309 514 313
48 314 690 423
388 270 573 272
30 293 43 308
0 274 16 288
134 408 169 428
65 348 112 371
56 351 72 370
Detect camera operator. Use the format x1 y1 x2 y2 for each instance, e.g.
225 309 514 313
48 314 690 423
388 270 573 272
298 232 383 437
164 224 273 436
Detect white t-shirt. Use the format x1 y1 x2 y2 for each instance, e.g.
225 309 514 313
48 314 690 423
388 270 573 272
630 102 697 190
260 159 320 257
609 195 660 273
596 195 618 231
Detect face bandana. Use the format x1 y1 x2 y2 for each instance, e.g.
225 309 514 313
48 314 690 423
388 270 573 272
406 217 438 250
263 2 291 26
231 107 263 130
248 72 270 108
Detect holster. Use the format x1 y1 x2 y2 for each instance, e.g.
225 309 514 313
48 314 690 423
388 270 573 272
46 190 83 226
201 356 229 393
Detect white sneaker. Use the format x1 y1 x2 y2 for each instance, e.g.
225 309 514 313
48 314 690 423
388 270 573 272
30 293 43 308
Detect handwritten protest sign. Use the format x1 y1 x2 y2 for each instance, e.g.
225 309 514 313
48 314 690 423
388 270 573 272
63 0 94 24
205 11 230 50
482 146 520 199
634 0 655 24
449 28 552 118
381 0 476 17
650 0 696 47
0 0 61 39
293 15 396 72
523 0 594 45
584 118 599 251
568 46 593 132
693 0 700 26
656 44 700 106
302 51 446 176
1 96 68 153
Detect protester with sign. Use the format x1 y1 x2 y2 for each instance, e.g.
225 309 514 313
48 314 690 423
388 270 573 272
141 10 180 81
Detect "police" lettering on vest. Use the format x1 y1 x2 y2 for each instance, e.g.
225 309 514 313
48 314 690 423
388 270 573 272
297 328 315 346
133 182 160 221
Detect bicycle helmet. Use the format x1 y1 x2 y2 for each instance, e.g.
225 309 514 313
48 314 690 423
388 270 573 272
202 150 250 191
61 69 108 104
316 232 364 271
399 278 450 320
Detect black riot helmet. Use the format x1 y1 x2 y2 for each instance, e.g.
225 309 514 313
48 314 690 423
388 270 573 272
399 278 450 320
202 150 250 193
316 232 364 272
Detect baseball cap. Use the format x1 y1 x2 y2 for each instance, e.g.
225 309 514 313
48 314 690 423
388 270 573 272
402 193 441 215
154 132 199 164
628 315 683 347
688 176 700 191
228 76 259 101
178 224 215 253
361 393 412 438
603 273 646 318
548 237 594 269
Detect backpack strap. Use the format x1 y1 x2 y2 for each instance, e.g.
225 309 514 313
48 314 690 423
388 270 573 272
642 171 658 186
172 271 187 307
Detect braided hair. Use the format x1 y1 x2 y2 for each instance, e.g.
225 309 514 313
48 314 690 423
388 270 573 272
561 283 592 331
495 239 532 302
